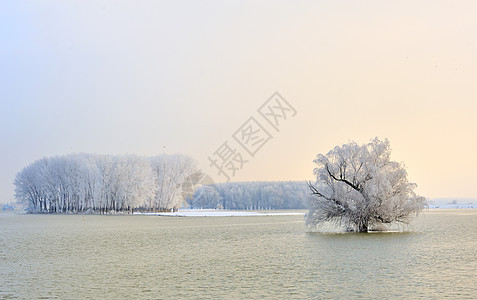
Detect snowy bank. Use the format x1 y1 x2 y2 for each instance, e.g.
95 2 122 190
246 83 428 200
134 209 306 217
428 204 475 209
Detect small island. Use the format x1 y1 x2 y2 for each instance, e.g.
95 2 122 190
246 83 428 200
14 153 310 214
306 138 427 232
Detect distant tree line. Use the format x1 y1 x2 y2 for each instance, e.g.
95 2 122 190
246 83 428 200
15 153 310 213
187 181 309 210
14 153 198 213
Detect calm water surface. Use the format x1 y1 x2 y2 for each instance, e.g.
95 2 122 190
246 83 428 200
1 210 476 299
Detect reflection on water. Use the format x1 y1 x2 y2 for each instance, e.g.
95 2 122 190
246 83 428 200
1 210 476 299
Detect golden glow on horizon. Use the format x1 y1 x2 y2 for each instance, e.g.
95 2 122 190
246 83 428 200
1 1 476 201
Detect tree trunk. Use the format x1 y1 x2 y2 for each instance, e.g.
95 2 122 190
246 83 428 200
357 222 368 233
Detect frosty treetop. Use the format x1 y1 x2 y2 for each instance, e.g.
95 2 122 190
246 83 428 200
306 138 426 232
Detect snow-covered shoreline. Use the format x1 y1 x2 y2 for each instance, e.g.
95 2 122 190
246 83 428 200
134 209 306 217
136 206 476 217
2 207 475 216
427 204 475 209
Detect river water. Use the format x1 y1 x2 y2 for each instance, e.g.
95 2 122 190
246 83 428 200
1 210 476 299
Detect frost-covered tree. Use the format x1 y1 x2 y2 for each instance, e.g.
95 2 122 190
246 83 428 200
14 153 196 213
189 184 222 209
189 181 309 210
14 159 47 212
149 154 198 211
306 138 427 232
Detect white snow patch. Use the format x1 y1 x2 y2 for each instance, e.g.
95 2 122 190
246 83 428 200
428 204 476 209
134 209 305 217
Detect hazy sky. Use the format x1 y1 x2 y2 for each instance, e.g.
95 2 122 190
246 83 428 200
1 0 476 204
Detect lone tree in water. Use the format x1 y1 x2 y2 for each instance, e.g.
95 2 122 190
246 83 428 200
306 138 426 232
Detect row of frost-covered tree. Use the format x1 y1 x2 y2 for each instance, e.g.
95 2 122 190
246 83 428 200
14 153 199 213
15 153 312 214
187 181 309 210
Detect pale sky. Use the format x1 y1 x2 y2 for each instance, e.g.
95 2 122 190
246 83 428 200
1 0 476 204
